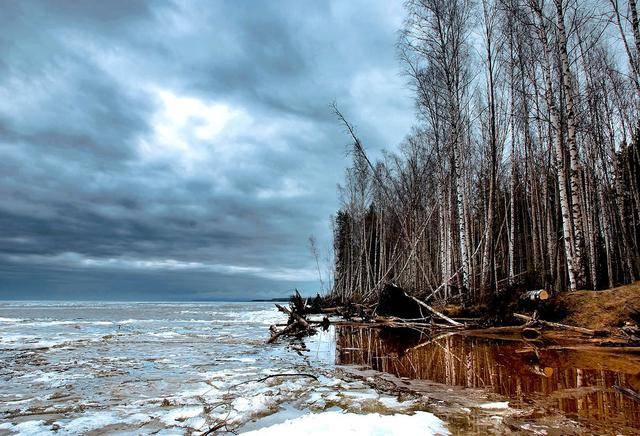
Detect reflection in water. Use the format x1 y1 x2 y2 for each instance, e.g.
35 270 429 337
336 326 640 431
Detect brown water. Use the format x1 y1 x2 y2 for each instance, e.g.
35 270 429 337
335 325 640 434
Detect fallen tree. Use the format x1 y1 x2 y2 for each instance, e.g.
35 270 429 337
513 313 604 336
267 300 318 344
266 284 640 347
267 284 468 344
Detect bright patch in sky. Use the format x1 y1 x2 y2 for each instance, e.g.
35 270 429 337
139 89 244 171
257 178 309 200
157 90 234 140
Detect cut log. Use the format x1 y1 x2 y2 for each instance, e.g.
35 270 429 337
528 365 554 378
514 313 598 336
622 323 640 342
520 290 550 301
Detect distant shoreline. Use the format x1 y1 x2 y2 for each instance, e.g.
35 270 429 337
250 297 290 302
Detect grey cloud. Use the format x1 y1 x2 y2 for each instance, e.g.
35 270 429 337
0 0 413 299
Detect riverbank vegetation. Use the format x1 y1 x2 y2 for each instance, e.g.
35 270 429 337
330 0 640 308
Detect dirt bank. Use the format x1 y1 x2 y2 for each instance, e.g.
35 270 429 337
546 281 640 331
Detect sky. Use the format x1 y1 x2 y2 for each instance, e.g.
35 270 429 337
0 0 414 300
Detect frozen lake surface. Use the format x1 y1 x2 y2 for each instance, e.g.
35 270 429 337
0 301 443 435
3 301 639 435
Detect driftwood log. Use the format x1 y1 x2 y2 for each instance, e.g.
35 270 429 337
267 320 303 344
267 303 317 344
514 313 602 336
275 304 312 329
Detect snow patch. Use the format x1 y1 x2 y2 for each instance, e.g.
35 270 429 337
243 411 449 435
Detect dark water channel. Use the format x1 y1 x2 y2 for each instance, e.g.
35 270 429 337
335 326 640 434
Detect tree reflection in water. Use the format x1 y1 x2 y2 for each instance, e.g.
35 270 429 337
336 326 640 431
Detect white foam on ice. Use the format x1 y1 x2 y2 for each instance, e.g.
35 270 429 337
217 356 257 363
59 411 123 434
171 382 218 404
1 409 153 435
0 317 23 323
148 331 184 338
18 320 115 327
221 309 285 325
478 401 509 409
30 371 79 387
232 393 275 415
1 420 50 435
182 415 207 431
117 318 153 325
160 406 204 425
243 410 449 435
0 334 78 350
379 395 414 409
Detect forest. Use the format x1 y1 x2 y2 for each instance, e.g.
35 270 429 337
330 0 640 306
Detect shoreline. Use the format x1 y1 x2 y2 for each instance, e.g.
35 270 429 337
324 323 640 434
262 281 640 434
2 292 639 434
269 281 640 352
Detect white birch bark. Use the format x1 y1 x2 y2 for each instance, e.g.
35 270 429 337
531 0 578 290
554 0 586 289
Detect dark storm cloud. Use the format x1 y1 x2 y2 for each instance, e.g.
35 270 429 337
0 0 413 299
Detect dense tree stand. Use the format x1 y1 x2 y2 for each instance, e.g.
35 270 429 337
330 0 640 307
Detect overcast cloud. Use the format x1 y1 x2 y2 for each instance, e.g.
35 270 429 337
0 0 413 300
